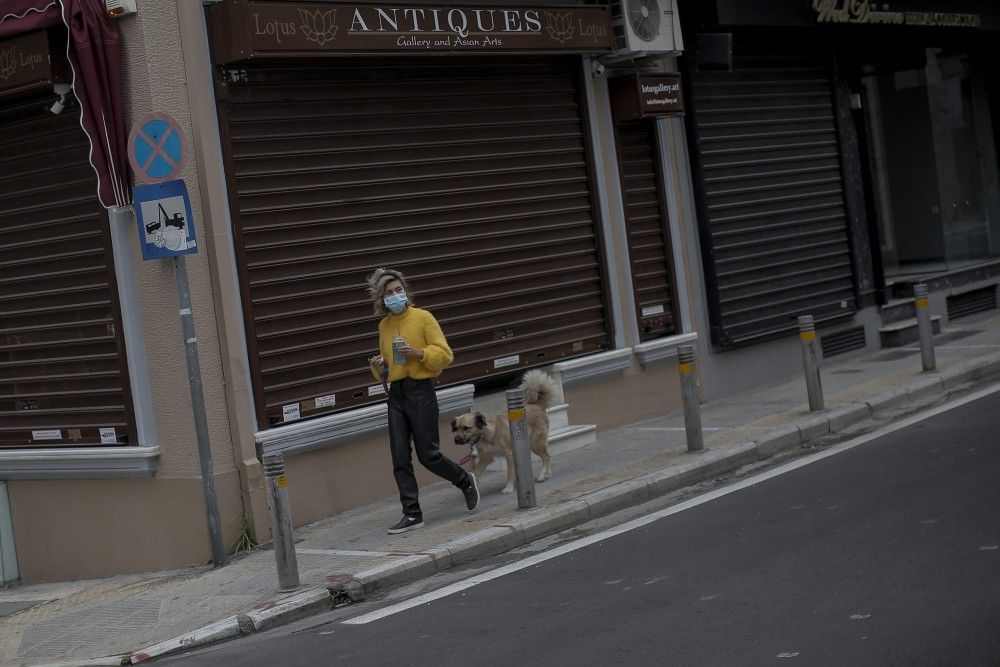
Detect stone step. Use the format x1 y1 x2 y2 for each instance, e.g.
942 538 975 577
483 423 597 473
879 315 942 348
880 297 916 326
547 403 569 431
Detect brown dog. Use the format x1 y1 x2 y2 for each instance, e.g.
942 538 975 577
451 370 557 494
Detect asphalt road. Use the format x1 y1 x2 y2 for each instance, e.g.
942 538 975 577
164 389 1000 666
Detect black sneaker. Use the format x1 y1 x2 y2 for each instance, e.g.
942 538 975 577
387 515 423 534
462 473 480 511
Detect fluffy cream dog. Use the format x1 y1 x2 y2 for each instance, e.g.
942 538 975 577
451 370 556 494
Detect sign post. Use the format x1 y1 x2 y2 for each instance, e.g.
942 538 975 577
129 113 226 567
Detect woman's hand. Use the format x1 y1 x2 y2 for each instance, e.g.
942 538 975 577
398 345 425 361
369 354 386 375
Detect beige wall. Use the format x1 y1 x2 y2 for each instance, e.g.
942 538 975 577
9 471 243 582
566 364 683 432
284 422 463 525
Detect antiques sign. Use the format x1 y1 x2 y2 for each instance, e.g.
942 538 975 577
611 73 684 121
811 0 981 27
0 30 65 98
209 0 613 60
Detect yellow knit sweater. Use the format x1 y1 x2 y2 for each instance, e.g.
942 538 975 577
373 307 454 382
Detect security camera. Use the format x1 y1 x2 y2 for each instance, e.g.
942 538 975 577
591 61 606 77
49 83 71 115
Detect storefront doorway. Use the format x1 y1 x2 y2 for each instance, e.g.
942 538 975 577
858 48 1000 281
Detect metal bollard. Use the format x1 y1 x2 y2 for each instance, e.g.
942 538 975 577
506 388 537 509
677 345 704 452
798 315 825 412
263 453 300 591
913 283 936 372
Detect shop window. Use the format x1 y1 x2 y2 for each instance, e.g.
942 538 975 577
861 48 1000 278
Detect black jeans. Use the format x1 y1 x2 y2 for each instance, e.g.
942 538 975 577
388 378 470 518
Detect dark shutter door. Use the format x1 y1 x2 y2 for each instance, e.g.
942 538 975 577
689 43 857 346
217 58 612 427
0 93 134 448
616 118 676 340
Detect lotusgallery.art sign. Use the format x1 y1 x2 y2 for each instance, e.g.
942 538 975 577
208 0 613 61
611 73 684 121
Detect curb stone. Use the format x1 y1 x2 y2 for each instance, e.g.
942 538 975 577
130 616 241 663
352 554 439 593
518 500 591 542
35 658 127 667
245 587 331 632
827 403 872 433
797 414 831 441
906 375 944 403
755 425 802 458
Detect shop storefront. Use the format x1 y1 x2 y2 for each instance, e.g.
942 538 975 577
0 29 135 450
678 0 1000 356
207 1 620 429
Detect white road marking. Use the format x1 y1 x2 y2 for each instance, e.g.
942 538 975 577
636 427 723 432
342 382 1000 626
644 576 668 586
850 614 872 620
777 652 800 658
979 545 999 551
299 548 396 557
604 579 623 585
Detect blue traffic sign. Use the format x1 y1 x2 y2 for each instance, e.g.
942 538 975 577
133 179 198 260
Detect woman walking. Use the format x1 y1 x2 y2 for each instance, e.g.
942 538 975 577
367 268 479 534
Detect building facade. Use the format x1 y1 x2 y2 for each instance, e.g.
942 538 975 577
0 0 696 582
676 0 1000 398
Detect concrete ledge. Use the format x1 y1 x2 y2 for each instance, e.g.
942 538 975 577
755 426 802 458
353 554 440 593
868 387 911 416
257 384 475 457
0 446 159 480
131 616 241 663
633 332 698 368
699 442 758 478
826 403 873 433
797 415 831 442
906 375 944 404
581 480 651 519
552 348 632 388
518 500 591 542
245 587 332 632
444 525 525 566
641 460 707 496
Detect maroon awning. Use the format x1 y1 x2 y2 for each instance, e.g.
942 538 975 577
1 0 130 207
0 0 60 39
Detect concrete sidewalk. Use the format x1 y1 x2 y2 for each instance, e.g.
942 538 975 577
3 311 1000 666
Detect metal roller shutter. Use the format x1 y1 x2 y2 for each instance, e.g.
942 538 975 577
688 43 857 346
616 118 676 340
0 93 134 448
216 58 612 427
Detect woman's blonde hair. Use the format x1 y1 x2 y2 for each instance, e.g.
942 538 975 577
367 267 414 317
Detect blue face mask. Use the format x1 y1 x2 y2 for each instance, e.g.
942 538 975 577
384 293 408 313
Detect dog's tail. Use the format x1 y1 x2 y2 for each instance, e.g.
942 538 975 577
521 369 557 410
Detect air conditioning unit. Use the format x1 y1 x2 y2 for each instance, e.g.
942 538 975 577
609 0 683 59
104 0 137 18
